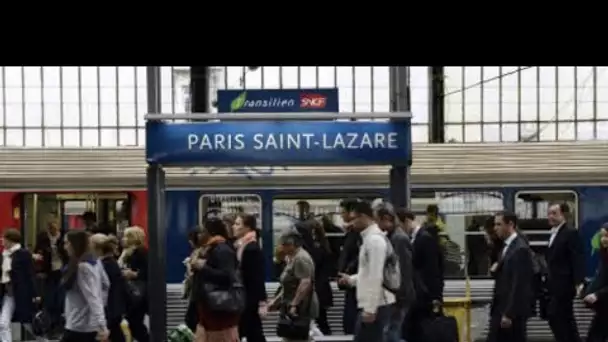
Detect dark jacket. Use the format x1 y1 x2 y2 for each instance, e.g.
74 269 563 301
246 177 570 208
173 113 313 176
412 227 444 303
545 223 585 298
388 228 415 307
33 231 68 275
338 229 361 275
491 235 535 319
322 220 344 276
239 242 267 306
586 249 608 311
101 256 127 323
193 241 241 330
124 247 148 283
295 220 316 259
198 242 238 289
123 246 148 311
309 238 334 308
1 247 38 323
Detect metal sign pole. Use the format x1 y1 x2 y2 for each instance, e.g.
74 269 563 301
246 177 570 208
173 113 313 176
389 66 412 208
146 66 168 342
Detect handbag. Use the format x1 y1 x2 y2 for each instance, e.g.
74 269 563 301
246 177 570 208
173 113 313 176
126 280 146 306
276 309 311 340
276 280 314 340
201 272 246 314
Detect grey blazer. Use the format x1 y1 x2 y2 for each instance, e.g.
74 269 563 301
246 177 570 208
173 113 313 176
388 228 416 307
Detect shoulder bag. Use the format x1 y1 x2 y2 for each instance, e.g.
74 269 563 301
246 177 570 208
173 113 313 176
276 277 315 340
198 243 246 314
201 271 246 314
125 279 146 306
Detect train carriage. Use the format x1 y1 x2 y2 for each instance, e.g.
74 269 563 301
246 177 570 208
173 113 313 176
2 141 608 281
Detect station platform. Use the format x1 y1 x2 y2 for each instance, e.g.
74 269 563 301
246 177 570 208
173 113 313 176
13 280 594 341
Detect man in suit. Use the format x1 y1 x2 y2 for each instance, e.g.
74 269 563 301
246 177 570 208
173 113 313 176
487 211 535 342
397 208 444 342
545 203 585 342
374 202 415 342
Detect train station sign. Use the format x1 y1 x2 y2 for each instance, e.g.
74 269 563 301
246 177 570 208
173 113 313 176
216 88 339 113
145 120 411 166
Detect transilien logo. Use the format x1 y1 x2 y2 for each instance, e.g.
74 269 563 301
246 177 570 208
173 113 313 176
230 92 247 112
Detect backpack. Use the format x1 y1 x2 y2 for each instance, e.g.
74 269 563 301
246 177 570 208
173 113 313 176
381 234 401 293
168 324 194 342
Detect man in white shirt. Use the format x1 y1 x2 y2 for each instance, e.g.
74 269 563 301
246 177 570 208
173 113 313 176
338 200 395 342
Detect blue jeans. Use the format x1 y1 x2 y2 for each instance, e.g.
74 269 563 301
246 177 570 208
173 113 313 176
354 305 391 342
385 304 408 342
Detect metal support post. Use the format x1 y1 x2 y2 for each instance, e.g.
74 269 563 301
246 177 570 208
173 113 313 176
147 67 162 116
146 66 168 342
389 66 411 208
429 66 445 143
190 66 210 118
147 164 167 342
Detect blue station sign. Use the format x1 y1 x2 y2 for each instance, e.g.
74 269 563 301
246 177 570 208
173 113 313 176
216 88 339 113
146 120 411 166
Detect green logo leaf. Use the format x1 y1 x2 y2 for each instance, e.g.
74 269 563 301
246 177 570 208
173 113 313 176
591 230 602 255
230 92 247 112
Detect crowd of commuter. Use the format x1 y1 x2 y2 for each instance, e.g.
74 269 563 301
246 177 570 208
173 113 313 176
181 199 608 342
1 199 608 342
0 212 150 342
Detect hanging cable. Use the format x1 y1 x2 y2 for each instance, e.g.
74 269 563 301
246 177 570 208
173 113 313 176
443 66 533 97
521 67 602 142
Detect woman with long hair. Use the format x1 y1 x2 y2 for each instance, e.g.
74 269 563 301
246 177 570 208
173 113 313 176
233 213 267 342
119 226 150 342
222 214 237 239
192 218 240 342
61 230 109 342
583 224 608 342
91 233 127 342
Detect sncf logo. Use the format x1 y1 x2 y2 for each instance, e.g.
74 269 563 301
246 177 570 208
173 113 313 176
300 94 327 109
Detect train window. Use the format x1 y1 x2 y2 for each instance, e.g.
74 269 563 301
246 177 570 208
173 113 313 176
426 191 505 279
199 194 262 240
272 196 380 280
515 190 578 251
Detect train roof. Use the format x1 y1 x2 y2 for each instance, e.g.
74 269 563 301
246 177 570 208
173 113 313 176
1 141 608 190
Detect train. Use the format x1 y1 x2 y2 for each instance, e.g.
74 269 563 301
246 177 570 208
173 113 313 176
1 141 608 285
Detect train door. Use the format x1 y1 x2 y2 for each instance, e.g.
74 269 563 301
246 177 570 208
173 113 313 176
22 193 131 249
